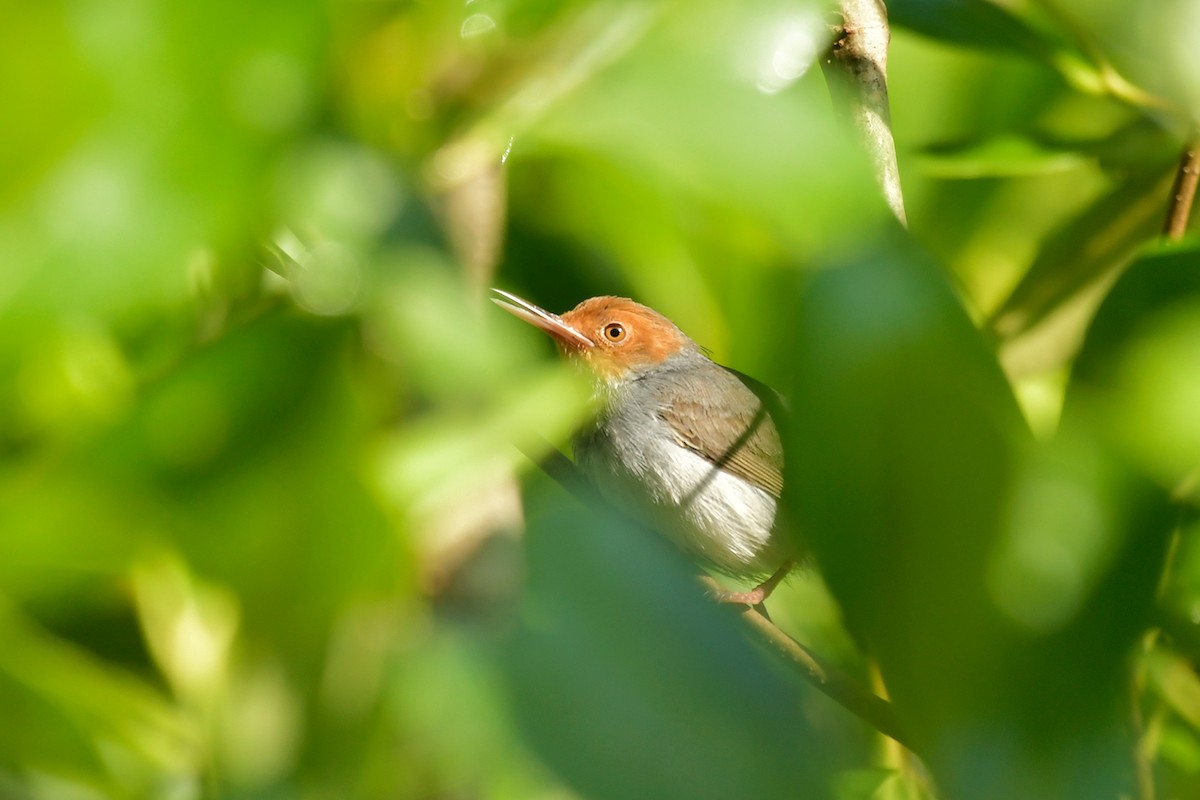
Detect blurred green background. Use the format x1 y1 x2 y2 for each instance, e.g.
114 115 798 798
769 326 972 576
2 0 1199 798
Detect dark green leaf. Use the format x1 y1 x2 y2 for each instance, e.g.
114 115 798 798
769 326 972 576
785 231 1172 799
506 479 837 800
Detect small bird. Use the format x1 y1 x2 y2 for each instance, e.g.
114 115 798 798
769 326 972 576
492 289 797 604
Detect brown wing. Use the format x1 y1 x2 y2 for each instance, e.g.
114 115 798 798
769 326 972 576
656 371 784 498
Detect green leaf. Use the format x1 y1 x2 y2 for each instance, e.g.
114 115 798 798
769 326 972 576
1070 245 1200 386
785 230 1173 799
1065 245 1200 487
888 0 1145 102
988 164 1177 342
505 479 837 800
1147 646 1200 731
890 0 1064 58
0 603 194 796
916 136 1090 179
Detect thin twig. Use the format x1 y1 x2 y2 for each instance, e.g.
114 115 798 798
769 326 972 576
820 0 907 226
1163 139 1199 240
517 439 917 754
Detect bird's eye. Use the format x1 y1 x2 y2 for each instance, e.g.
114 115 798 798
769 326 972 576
602 322 626 343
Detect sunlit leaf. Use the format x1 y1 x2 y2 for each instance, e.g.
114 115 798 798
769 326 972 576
0 602 195 796
1147 645 1200 731
889 0 1159 104
917 136 1089 179
988 164 1177 342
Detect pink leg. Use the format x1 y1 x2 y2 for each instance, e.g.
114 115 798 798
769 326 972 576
712 561 795 606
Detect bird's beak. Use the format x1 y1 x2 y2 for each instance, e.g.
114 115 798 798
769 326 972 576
491 288 594 350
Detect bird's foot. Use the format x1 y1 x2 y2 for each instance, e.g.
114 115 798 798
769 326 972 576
707 560 795 607
711 586 769 606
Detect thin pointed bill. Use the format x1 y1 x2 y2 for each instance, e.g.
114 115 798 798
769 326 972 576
491 288 594 350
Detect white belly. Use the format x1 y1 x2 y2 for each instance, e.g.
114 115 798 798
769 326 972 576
575 413 787 577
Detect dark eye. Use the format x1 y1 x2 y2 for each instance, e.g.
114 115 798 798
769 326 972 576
603 322 626 343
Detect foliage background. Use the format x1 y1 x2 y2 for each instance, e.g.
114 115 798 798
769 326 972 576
2 0 1199 798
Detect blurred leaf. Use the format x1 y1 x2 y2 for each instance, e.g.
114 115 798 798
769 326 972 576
131 554 239 705
1066 244 1200 486
446 1 661 157
1110 310 1200 488
890 0 1064 59
505 479 839 800
1160 519 1200 659
888 0 1159 105
833 768 891 800
1147 645 1200 731
1071 244 1200 379
524 0 873 254
1052 0 1200 117
1062 244 1200 799
888 0 1098 92
786 230 1021 740
988 163 1177 342
1159 719 1200 776
917 135 1089 179
0 0 327 325
785 230 1173 798
834 768 936 800
0 602 195 797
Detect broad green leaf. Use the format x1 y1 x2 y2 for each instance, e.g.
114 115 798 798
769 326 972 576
785 230 1172 799
505 479 838 800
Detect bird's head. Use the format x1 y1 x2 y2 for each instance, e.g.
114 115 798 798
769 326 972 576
492 289 697 385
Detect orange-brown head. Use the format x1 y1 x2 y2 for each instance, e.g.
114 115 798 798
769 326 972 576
492 289 697 384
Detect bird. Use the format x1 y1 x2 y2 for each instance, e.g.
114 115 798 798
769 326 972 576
492 288 797 605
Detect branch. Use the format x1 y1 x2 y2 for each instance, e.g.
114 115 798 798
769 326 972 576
517 440 917 754
696 575 915 751
820 0 907 227
1163 138 1199 241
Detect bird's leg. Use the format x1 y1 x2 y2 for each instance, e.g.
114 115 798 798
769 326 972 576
711 560 795 606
